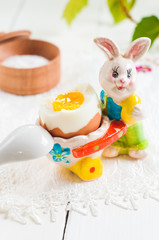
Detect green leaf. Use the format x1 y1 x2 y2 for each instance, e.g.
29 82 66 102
132 16 159 46
63 0 88 25
107 0 136 23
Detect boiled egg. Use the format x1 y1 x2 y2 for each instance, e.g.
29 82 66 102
39 83 102 138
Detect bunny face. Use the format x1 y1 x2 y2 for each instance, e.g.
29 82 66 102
99 56 137 103
95 37 151 103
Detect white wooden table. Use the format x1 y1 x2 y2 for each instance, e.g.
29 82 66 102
0 0 159 239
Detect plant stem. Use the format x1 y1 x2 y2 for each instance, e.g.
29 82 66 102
118 0 137 23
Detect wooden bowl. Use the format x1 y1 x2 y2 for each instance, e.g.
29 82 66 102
0 31 60 95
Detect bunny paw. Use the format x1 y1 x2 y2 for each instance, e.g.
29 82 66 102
129 149 147 159
132 104 145 121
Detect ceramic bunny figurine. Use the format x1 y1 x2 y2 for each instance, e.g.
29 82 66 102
94 37 151 159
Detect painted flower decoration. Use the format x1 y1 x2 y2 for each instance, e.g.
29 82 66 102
49 143 71 163
136 65 152 73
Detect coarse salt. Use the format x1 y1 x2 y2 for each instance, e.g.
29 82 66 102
2 55 49 69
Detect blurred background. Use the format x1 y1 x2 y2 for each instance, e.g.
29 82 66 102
0 0 158 76
1 0 159 49
0 0 158 128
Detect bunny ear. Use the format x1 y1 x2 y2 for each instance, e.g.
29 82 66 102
124 37 151 62
94 38 120 60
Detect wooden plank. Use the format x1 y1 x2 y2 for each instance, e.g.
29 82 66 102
0 206 67 240
0 2 67 238
0 0 24 31
64 199 159 240
12 0 101 40
2 1 159 240
12 0 69 37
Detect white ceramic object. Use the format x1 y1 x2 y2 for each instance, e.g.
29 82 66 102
0 125 54 165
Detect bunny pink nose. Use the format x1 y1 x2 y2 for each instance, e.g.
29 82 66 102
120 79 125 83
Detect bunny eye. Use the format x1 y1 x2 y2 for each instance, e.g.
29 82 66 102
127 68 132 78
112 71 118 78
112 66 119 78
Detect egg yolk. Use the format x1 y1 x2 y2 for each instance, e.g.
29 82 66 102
53 92 84 111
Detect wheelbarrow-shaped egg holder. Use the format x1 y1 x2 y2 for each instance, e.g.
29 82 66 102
47 117 127 181
0 117 127 181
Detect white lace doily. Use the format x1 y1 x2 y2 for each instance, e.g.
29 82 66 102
0 51 159 224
